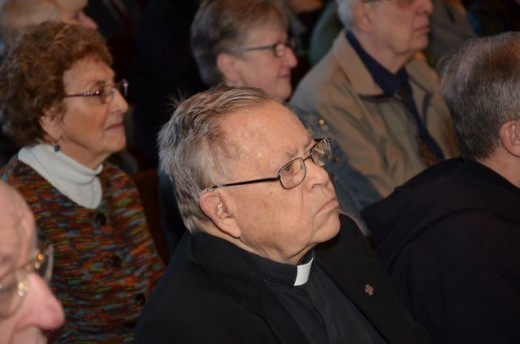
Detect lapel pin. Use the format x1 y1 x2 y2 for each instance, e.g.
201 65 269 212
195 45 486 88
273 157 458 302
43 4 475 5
364 283 374 296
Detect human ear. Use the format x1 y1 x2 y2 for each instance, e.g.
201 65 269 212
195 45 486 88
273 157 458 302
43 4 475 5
216 52 242 86
199 190 241 238
499 119 520 157
353 2 374 32
38 107 62 143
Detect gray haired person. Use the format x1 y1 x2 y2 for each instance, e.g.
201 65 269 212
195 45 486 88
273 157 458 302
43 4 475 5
363 32 520 343
137 86 431 343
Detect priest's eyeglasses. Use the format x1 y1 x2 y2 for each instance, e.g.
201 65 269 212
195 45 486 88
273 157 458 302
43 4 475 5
0 244 54 318
206 138 331 191
362 0 416 5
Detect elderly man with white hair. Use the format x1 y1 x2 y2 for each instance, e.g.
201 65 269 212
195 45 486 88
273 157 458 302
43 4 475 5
136 86 433 343
291 0 457 204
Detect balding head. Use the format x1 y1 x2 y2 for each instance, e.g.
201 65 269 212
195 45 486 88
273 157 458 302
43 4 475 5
0 181 64 344
0 181 35 269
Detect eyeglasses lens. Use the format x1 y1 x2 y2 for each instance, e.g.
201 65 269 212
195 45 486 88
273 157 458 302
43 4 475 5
100 80 128 104
279 139 331 188
311 139 331 166
274 43 286 57
35 245 54 283
274 39 295 57
0 245 54 317
280 158 305 189
116 80 128 98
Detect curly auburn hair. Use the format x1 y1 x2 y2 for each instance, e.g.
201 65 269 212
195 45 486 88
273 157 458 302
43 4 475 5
0 21 112 146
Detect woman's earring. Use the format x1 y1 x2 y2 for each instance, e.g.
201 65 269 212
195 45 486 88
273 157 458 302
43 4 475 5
53 138 61 152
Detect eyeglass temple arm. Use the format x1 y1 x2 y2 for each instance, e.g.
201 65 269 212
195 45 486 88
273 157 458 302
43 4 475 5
209 176 280 190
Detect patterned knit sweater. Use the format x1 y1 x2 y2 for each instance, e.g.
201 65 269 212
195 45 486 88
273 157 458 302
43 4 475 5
1 157 164 343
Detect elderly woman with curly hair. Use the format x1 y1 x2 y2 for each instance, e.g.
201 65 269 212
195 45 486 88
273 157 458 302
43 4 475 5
0 21 163 343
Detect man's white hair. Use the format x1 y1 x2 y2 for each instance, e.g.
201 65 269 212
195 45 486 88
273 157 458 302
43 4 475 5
335 0 358 30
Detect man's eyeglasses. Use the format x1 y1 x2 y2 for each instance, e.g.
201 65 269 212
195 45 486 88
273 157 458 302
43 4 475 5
205 138 332 191
242 37 296 58
64 79 128 104
0 245 54 318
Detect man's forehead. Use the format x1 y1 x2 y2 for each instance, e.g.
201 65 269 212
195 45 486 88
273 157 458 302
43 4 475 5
222 103 312 163
0 218 25 276
56 0 88 11
0 225 19 254
0 207 35 274
0 185 34 253
224 101 303 133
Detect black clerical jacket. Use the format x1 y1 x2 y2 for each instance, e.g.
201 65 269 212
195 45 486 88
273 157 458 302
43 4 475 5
136 215 431 343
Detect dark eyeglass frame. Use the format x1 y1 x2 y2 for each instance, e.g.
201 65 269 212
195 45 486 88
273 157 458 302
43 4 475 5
361 0 415 4
242 37 296 58
64 79 128 104
205 138 331 191
0 244 54 318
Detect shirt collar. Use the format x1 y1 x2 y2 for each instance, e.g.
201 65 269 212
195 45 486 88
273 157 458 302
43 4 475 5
346 31 409 95
245 249 315 287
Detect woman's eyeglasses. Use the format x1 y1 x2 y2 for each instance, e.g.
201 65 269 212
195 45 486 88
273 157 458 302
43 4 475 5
242 38 296 58
64 79 128 104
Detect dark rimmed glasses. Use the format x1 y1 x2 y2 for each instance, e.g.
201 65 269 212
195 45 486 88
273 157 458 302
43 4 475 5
0 244 54 318
362 0 416 5
205 138 332 191
64 79 128 104
242 37 296 58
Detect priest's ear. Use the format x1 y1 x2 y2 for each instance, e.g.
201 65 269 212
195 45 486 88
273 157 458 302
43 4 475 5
499 119 520 158
199 189 240 238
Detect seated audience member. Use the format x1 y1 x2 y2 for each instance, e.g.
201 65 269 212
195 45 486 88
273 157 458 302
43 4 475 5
0 0 138 174
362 32 520 343
0 22 163 342
291 0 458 200
159 0 379 255
0 181 64 344
0 0 97 166
191 0 298 102
136 86 432 343
308 0 476 68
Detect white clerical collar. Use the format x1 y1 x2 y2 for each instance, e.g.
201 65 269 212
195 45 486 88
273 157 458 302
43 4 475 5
18 144 103 208
294 257 314 286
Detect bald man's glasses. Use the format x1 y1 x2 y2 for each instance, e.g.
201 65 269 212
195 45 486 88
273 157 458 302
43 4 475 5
0 245 54 317
205 138 331 191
